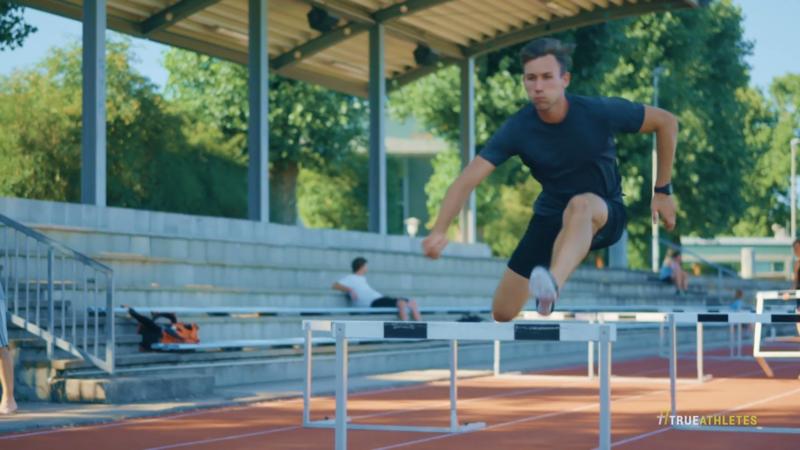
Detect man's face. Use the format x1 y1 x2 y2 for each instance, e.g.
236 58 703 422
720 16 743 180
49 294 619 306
794 243 800 257
523 54 570 112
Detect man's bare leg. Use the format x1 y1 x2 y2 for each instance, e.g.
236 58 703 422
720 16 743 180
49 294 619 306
407 300 422 321
493 194 610 320
0 348 17 414
549 194 609 287
396 300 409 321
534 194 609 314
492 269 530 322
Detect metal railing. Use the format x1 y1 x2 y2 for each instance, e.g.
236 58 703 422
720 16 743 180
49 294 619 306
659 237 740 304
0 213 115 373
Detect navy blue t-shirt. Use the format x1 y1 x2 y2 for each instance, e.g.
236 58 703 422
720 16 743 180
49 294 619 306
478 94 645 216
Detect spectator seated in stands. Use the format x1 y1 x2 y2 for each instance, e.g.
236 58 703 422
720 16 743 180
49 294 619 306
122 305 200 351
730 288 745 311
332 257 422 321
659 250 689 296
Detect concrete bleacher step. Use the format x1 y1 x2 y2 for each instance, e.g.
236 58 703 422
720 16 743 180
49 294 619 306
27 226 705 284
111 287 710 314
79 254 696 296
19 228 500 277
113 287 494 309
48 374 215 403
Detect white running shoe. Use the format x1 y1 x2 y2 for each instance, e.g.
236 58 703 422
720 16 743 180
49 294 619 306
530 266 559 316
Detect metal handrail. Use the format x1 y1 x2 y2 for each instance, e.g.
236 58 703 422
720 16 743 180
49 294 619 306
0 215 112 274
0 213 115 374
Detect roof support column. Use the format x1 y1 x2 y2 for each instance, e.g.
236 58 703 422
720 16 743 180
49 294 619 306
459 57 476 243
248 0 269 222
81 0 107 206
368 24 387 234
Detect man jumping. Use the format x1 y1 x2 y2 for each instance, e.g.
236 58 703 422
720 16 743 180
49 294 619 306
422 38 678 319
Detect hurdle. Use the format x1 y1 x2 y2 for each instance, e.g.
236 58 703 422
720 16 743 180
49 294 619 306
301 311 592 427
667 308 800 435
305 320 616 450
518 310 722 383
753 290 800 358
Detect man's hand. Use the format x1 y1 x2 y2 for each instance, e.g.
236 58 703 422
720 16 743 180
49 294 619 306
422 231 449 259
651 193 676 231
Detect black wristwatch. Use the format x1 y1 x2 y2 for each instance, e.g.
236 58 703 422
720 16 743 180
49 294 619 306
654 183 672 195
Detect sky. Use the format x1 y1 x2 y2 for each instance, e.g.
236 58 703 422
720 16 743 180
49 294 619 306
0 1 799 93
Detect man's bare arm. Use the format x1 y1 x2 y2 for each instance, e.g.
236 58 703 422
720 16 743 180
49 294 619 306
331 282 352 294
423 156 496 259
430 156 496 234
640 105 679 231
640 105 679 187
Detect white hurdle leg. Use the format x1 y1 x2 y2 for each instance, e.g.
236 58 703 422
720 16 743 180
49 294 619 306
335 324 349 450
609 342 613 377
588 319 595 379
450 340 459 432
696 323 704 382
669 315 677 417
598 325 612 450
599 318 612 377
493 340 500 376
303 324 312 425
737 323 743 357
729 324 735 357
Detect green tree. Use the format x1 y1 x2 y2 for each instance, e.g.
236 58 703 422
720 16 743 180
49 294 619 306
163 49 367 225
297 153 406 233
297 160 368 231
0 2 36 51
0 39 248 217
733 74 800 237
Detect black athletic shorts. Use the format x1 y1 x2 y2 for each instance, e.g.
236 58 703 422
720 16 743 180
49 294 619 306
508 198 627 279
371 297 407 307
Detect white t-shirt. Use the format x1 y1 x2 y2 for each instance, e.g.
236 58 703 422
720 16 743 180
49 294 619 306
337 274 383 307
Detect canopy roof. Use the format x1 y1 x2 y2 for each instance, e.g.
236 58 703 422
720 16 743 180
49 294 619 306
21 0 699 96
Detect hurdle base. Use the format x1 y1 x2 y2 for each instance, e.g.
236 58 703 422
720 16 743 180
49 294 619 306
307 419 486 433
673 425 800 434
494 373 711 384
611 374 712 384
305 417 353 428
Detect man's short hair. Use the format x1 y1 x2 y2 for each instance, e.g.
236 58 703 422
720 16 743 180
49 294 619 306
351 257 367 273
519 38 575 75
793 239 800 247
